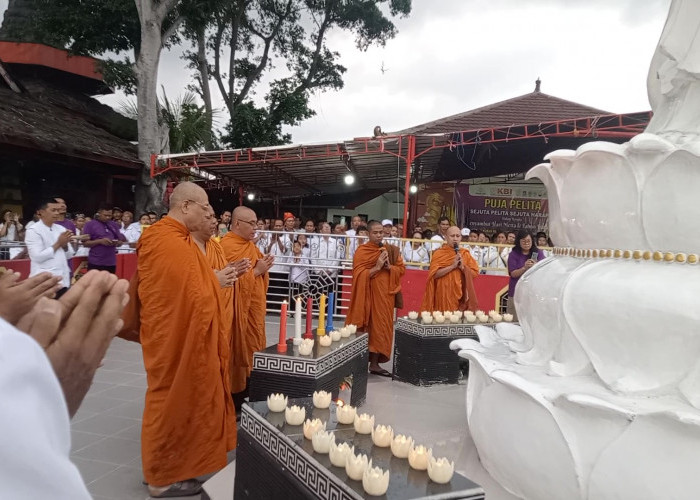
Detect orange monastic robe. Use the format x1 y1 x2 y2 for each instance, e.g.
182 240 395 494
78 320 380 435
345 242 405 363
138 217 236 486
220 232 269 393
421 245 479 312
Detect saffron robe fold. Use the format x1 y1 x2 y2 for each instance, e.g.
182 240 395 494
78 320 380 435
220 232 269 393
421 246 479 312
345 242 405 363
138 218 236 486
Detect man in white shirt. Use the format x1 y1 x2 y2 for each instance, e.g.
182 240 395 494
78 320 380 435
266 218 292 305
312 222 341 278
430 216 451 251
24 198 75 295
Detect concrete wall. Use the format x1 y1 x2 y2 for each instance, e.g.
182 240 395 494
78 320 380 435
327 191 405 225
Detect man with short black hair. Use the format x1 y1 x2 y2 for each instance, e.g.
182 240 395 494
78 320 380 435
24 198 75 296
430 216 451 251
82 205 126 273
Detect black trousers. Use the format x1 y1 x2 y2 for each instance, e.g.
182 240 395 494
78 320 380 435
87 263 117 273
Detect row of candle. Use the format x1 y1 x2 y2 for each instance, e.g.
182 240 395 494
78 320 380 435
277 293 340 353
294 325 359 355
266 393 455 493
407 309 514 324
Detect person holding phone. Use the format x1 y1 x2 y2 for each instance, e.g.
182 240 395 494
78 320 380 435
82 204 126 273
507 230 546 320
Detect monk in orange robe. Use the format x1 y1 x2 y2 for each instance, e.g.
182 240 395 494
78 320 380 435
138 183 237 498
421 226 479 313
220 206 274 407
345 220 405 377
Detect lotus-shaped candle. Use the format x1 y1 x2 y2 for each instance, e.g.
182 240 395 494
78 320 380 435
390 434 414 458
313 390 332 409
319 334 333 347
488 309 497 318
423 316 434 324
435 315 446 324
346 324 357 334
329 440 354 467
330 330 341 341
465 313 477 323
503 313 514 322
420 311 431 318
475 309 485 316
371 424 394 447
303 418 326 439
408 444 431 470
338 326 350 338
267 393 287 412
311 430 334 454
285 405 306 426
432 311 441 317
298 338 314 356
362 460 390 496
353 413 375 434
453 310 464 319
336 403 356 424
478 314 490 323
408 311 419 320
427 454 455 484
449 314 460 323
493 313 503 323
345 452 369 481
443 310 452 317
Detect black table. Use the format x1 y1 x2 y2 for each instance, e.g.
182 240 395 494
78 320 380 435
249 333 369 407
393 318 489 386
235 399 485 500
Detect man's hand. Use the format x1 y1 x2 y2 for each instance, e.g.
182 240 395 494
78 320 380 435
375 250 388 271
254 254 274 276
17 270 129 417
55 230 73 249
214 266 237 288
455 252 463 270
229 258 251 277
0 271 62 325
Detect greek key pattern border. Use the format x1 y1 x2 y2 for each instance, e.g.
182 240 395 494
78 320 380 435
253 335 368 377
396 318 482 338
241 406 361 500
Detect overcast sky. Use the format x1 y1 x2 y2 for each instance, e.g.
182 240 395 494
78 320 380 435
0 0 672 144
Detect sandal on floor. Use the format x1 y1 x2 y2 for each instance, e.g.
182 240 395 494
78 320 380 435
148 479 202 498
369 368 392 378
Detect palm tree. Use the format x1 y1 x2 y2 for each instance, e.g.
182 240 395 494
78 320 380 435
119 87 217 154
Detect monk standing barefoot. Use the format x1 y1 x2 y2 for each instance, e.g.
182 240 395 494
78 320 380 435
138 182 237 498
421 226 479 313
345 220 405 377
220 206 273 411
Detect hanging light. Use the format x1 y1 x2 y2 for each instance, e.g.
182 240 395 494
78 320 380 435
409 184 418 194
344 174 355 185
247 192 255 201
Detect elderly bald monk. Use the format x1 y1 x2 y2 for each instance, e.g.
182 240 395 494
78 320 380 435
138 182 237 498
220 206 274 411
421 226 479 313
345 220 405 377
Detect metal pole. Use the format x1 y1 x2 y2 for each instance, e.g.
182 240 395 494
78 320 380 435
401 135 414 238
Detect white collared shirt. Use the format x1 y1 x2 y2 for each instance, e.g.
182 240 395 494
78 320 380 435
24 220 74 288
0 317 91 499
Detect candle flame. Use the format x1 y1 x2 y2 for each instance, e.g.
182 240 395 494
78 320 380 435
336 399 345 407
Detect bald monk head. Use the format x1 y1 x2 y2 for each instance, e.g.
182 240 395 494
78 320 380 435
367 220 384 246
446 226 463 247
168 181 213 234
231 206 258 241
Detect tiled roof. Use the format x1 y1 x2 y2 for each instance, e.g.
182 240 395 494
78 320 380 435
395 89 611 135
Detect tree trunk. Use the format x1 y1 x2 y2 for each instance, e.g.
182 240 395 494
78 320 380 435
134 10 167 216
196 26 213 149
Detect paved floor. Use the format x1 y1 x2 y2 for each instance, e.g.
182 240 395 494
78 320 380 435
70 318 517 499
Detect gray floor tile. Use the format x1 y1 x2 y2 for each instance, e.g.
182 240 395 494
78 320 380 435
76 395 128 414
120 374 148 389
71 430 107 452
100 358 137 372
99 384 146 402
86 465 149 499
114 423 142 442
72 414 138 436
75 436 141 466
110 400 145 420
94 369 146 385
88 381 117 395
71 407 99 424
71 456 121 484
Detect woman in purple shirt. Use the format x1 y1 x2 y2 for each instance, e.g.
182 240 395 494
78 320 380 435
506 230 546 320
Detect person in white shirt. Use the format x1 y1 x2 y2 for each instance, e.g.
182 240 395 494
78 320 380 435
403 230 430 269
481 231 509 275
122 213 150 254
266 219 292 305
465 229 483 268
289 239 310 297
0 268 128 500
430 216 450 251
0 209 24 259
312 222 341 278
24 199 75 294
